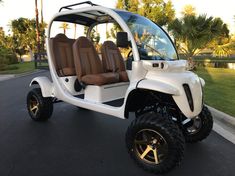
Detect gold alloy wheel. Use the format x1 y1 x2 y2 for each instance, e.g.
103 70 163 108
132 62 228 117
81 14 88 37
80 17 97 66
29 95 39 116
134 129 168 165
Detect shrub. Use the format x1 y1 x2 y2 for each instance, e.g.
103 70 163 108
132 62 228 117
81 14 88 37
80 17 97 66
0 47 18 65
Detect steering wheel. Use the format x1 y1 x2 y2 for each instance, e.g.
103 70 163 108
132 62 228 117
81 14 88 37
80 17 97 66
127 44 163 58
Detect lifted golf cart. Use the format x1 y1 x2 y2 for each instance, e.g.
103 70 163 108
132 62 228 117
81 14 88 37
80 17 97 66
26 1 213 174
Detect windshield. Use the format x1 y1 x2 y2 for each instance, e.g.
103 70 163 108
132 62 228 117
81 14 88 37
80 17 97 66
116 11 178 60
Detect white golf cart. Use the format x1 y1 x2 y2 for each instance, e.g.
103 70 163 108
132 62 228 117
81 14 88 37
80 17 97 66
26 1 213 174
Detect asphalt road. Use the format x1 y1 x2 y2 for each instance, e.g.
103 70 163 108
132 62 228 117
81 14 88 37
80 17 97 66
0 71 235 176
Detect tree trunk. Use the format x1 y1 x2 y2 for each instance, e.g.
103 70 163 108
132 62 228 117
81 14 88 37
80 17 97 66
35 0 40 54
29 48 33 61
40 0 45 51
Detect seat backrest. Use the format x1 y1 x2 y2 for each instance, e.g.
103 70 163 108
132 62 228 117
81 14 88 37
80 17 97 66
73 36 103 80
50 33 76 76
101 41 126 72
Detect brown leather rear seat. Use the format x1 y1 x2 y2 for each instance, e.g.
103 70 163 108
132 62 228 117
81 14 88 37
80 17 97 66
50 34 76 77
101 41 129 82
73 36 119 86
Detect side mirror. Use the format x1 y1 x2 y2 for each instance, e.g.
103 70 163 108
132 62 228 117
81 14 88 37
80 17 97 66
116 32 129 48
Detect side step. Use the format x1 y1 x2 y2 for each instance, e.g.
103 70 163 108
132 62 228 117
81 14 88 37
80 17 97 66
103 98 124 107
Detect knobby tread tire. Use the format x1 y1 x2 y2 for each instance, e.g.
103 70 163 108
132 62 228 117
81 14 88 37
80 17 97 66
184 106 213 143
126 110 185 174
27 88 53 121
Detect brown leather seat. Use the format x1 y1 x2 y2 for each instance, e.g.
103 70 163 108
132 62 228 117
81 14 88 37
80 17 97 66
50 34 76 76
101 41 129 82
73 37 119 86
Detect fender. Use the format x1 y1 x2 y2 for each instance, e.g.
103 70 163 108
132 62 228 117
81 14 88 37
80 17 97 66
137 79 180 96
29 76 54 97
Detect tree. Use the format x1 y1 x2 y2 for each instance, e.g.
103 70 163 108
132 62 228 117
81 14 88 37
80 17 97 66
35 0 40 53
40 0 46 51
116 0 139 13
181 5 196 16
10 18 39 60
168 15 229 60
139 0 175 26
59 22 70 34
116 0 175 26
0 28 17 67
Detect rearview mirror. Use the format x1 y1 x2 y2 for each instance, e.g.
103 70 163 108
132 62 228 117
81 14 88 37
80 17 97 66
116 32 129 48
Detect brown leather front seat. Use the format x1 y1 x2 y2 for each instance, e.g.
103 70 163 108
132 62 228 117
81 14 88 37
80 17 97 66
73 37 119 86
50 34 76 76
101 41 129 82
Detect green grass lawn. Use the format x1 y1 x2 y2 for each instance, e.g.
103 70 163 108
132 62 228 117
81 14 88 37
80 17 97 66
0 61 48 74
0 62 36 74
196 67 235 117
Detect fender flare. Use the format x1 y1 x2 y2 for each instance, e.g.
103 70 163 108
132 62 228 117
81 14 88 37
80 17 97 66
29 76 54 97
137 79 180 96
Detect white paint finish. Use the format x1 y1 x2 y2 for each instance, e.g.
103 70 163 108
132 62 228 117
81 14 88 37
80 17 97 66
142 60 187 72
30 6 204 120
58 76 83 95
199 77 205 87
84 82 129 103
130 61 148 82
145 65 203 118
42 6 143 119
137 79 180 95
29 77 54 97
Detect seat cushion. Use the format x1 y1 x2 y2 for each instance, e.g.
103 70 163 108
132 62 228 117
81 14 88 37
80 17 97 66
101 41 126 72
81 72 119 86
119 71 129 82
50 34 75 77
58 67 76 76
73 36 103 80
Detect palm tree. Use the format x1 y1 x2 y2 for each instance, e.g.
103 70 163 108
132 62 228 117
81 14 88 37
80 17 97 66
181 5 196 16
35 0 40 53
168 15 229 60
59 22 70 35
40 0 45 51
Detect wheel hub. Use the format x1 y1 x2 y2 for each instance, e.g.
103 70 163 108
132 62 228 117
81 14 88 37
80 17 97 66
29 95 39 116
134 129 168 165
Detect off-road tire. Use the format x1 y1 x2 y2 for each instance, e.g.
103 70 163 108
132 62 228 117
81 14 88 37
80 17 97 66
27 88 53 121
183 106 213 143
126 111 185 174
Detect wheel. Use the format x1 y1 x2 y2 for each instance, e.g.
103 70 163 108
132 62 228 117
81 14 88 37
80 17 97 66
27 88 53 121
126 111 185 174
182 106 213 143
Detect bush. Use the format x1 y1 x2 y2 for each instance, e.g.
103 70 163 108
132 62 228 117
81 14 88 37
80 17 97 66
0 47 18 65
0 55 6 70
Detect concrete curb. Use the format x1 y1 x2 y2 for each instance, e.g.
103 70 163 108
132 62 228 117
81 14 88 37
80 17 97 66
207 106 235 127
15 69 47 78
207 106 235 144
0 69 47 82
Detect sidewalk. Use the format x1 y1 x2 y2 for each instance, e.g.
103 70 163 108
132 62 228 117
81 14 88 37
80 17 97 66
208 106 235 144
0 69 46 82
0 74 15 81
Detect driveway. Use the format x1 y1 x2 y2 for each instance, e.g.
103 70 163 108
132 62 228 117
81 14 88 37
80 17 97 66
0 71 234 176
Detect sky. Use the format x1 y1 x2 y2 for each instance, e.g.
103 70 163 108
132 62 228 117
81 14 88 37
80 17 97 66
0 0 235 34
